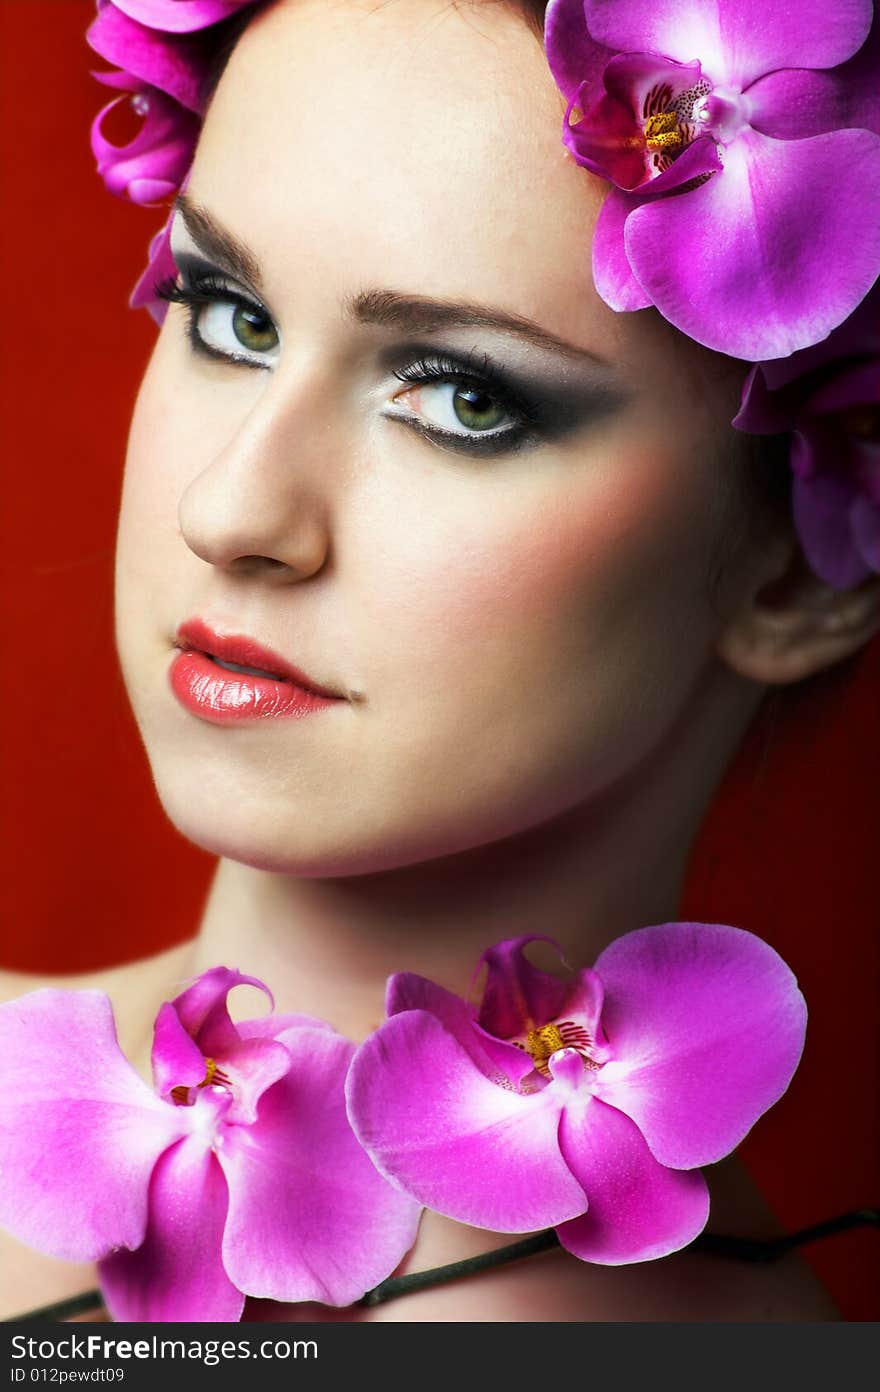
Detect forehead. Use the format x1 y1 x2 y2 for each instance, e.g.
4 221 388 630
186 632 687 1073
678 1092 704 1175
191 0 618 351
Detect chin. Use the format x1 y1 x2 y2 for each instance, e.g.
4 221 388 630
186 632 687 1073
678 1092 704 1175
149 758 591 882
152 785 375 876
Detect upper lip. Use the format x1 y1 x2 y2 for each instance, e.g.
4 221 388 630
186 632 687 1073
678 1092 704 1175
174 618 346 699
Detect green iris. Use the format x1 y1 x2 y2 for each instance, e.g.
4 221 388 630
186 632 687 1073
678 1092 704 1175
453 386 508 432
232 305 278 354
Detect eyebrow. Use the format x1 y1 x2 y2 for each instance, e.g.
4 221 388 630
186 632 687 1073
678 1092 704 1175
173 193 607 365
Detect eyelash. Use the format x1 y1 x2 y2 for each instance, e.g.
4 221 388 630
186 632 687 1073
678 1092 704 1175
152 273 544 456
154 273 275 368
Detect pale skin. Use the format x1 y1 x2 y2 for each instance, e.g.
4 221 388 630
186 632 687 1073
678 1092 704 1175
2 0 877 1321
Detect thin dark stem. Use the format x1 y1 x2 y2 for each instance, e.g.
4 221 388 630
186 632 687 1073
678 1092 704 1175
691 1207 880 1264
9 1289 105 1322
6 1208 877 1322
357 1230 559 1307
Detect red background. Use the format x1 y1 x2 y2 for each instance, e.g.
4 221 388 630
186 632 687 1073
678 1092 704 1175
2 1 877 1318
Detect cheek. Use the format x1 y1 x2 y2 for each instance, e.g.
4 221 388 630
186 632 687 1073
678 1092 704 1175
356 438 720 690
341 433 725 825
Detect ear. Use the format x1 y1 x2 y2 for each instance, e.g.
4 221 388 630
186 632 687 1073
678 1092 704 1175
717 540 880 685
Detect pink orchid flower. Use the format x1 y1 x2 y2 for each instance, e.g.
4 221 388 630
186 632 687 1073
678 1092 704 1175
0 967 420 1321
734 281 880 590
87 2 258 313
90 78 199 206
347 926 806 1264
87 1 237 205
545 0 880 359
130 212 179 323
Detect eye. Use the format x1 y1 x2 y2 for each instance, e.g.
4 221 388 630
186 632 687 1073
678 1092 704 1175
393 380 514 435
154 274 280 368
387 353 541 454
196 298 279 361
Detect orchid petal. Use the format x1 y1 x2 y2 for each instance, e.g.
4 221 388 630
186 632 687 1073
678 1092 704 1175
219 1026 420 1306
792 474 872 588
164 968 292 1120
477 936 570 1039
592 188 653 310
561 967 608 1056
91 67 141 92
99 1114 243 1322
747 12 880 140
346 1010 587 1231
151 1000 206 1097
556 1096 709 1263
127 177 178 203
211 1036 292 1124
564 86 647 188
0 990 188 1260
590 923 806 1168
583 0 872 88
87 5 209 112
387 972 532 1088
544 0 616 104
732 363 790 434
111 0 254 34
90 91 198 204
566 74 722 195
623 127 880 358
758 285 880 394
171 966 273 1057
747 68 880 142
130 212 179 323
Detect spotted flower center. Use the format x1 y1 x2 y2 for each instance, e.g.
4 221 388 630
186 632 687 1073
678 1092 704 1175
517 1020 600 1077
170 1056 231 1106
644 110 684 154
641 78 712 173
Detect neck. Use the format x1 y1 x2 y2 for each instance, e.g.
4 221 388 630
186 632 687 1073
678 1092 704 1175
184 666 764 1041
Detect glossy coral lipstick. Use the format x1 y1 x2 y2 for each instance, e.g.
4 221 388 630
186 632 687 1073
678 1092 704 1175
169 619 346 725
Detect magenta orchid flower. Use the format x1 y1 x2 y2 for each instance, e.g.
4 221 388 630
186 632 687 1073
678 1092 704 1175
545 0 880 359
90 78 199 206
0 967 420 1321
346 926 806 1264
87 1 259 314
734 282 880 589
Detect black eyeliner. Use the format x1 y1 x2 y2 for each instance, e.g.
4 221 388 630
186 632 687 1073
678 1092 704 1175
384 339 627 444
154 265 275 368
153 264 625 454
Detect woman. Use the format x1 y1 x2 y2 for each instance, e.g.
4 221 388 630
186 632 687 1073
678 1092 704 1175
1 0 877 1320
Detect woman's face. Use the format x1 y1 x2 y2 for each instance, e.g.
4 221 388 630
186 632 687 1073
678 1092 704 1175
116 0 759 875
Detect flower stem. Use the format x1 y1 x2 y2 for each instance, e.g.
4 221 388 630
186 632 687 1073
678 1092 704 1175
6 1208 877 1323
357 1230 559 1308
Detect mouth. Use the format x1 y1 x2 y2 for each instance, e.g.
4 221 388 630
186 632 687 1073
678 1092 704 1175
173 618 345 700
205 655 290 681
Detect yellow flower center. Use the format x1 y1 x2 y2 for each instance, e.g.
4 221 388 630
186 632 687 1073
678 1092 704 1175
644 111 684 153
525 1023 566 1063
516 1020 600 1077
170 1056 230 1105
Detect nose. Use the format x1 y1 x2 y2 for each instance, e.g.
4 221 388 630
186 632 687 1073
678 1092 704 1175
177 371 334 581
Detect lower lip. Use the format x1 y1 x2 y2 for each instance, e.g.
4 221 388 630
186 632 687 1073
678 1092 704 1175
169 650 343 725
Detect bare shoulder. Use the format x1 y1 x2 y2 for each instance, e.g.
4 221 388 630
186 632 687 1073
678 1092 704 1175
0 941 196 1058
0 942 195 1322
362 1155 839 1322
356 1243 838 1323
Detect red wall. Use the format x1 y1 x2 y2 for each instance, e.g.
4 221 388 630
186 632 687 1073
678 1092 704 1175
2 1 877 1318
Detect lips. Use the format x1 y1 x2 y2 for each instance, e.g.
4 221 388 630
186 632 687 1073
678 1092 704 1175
168 618 346 725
